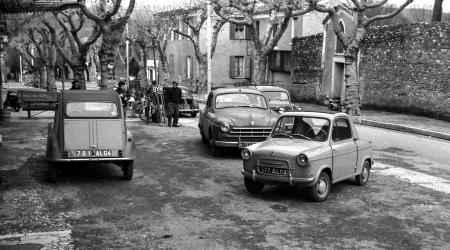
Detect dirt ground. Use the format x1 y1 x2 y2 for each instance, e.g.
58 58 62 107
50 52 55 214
1 121 449 249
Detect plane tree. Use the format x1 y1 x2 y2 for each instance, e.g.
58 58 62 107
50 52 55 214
307 0 413 115
212 0 314 85
42 10 102 90
78 0 135 89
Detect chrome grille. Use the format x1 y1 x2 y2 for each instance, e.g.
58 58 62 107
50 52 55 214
258 158 289 169
229 127 272 138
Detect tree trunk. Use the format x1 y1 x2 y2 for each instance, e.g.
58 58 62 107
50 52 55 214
38 66 47 89
343 55 361 116
99 26 125 90
432 0 443 22
47 65 56 91
137 45 147 88
198 59 207 97
253 54 267 85
72 64 87 90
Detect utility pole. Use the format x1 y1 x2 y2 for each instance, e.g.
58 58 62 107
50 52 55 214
19 55 23 83
206 0 212 96
126 23 130 87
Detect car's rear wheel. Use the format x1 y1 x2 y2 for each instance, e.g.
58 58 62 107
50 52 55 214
355 160 371 186
48 162 58 183
123 161 134 180
244 178 264 194
308 172 330 202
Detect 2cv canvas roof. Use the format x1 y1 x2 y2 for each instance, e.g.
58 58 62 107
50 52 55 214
61 90 121 104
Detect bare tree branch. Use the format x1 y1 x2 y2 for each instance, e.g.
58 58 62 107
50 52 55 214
364 0 414 26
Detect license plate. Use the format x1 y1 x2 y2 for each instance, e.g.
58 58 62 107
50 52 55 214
71 150 114 158
258 166 287 176
239 142 255 148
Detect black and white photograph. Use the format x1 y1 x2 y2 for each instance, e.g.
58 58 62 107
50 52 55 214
0 0 449 249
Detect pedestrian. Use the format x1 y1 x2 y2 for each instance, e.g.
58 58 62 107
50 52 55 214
70 80 81 90
116 81 129 117
164 81 182 127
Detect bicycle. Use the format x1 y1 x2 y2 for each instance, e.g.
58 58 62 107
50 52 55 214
137 97 152 124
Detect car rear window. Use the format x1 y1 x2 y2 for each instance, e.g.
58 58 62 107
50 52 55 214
66 102 119 118
215 93 268 109
263 91 290 102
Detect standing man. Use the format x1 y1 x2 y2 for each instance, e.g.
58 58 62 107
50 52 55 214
116 81 129 117
165 81 182 127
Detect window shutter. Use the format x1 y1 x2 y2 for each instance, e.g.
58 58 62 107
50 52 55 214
245 25 251 40
244 56 251 79
230 56 236 78
229 23 235 40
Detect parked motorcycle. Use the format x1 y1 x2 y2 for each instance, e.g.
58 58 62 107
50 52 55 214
326 95 345 112
3 90 22 112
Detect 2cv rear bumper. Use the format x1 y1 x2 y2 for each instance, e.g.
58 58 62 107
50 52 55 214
47 157 134 162
241 170 316 187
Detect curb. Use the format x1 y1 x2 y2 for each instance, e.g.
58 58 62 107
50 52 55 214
354 118 450 141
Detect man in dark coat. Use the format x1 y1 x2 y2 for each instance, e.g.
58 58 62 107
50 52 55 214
116 81 129 117
164 81 182 127
70 80 81 90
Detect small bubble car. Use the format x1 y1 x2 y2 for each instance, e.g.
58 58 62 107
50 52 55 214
241 111 373 202
46 90 135 182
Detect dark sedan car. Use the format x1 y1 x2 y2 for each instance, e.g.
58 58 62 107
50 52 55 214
198 88 279 156
253 86 300 113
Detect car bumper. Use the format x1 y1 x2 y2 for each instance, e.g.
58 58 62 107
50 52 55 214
180 108 200 113
241 170 315 187
47 157 134 162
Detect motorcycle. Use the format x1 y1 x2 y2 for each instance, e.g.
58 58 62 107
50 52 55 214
326 95 345 112
3 90 22 112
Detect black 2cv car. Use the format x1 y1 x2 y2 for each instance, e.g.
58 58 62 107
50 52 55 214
46 90 135 182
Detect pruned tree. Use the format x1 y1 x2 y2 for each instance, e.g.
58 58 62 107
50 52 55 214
432 0 444 22
213 0 314 85
10 38 41 86
307 0 413 116
42 10 102 90
78 0 136 90
166 0 227 93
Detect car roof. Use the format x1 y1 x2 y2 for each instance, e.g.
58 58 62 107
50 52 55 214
213 87 264 95
254 86 288 92
61 90 121 103
279 111 349 120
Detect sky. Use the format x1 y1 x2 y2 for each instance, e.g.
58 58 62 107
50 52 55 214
134 0 450 12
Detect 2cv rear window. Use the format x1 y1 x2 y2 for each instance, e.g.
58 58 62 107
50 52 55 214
66 102 119 118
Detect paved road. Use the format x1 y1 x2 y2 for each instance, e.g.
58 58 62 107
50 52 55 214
1 120 449 249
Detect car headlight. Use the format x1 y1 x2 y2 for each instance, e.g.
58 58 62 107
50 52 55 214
241 148 252 160
278 107 285 114
221 122 230 132
296 154 308 167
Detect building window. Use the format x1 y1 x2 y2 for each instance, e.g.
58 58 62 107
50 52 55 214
230 22 251 40
269 51 291 73
186 56 193 79
230 56 251 78
335 21 345 54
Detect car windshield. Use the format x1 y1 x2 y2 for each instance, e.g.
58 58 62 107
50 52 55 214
215 93 268 109
263 91 290 102
181 88 189 97
66 102 119 118
271 116 330 142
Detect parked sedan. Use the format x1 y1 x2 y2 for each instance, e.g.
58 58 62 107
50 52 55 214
241 111 373 201
46 90 135 182
253 86 300 113
198 88 279 156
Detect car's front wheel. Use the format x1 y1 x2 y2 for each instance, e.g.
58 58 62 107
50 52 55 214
48 162 58 183
244 178 264 194
123 161 134 180
308 172 330 202
355 160 371 186
209 138 221 157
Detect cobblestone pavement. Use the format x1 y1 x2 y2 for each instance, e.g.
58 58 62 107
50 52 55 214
0 230 73 249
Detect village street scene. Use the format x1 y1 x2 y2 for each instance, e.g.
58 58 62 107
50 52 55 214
0 0 449 249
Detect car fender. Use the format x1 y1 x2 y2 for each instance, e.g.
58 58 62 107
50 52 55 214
313 164 333 184
125 129 135 159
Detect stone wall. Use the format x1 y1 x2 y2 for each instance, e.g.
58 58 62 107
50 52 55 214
291 22 450 120
291 33 323 102
360 23 450 120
